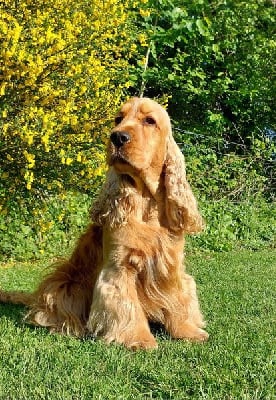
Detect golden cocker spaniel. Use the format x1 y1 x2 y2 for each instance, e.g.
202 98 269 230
0 97 208 349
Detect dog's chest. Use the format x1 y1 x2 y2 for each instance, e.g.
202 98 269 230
141 195 159 225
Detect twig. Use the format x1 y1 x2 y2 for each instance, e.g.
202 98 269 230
139 15 158 98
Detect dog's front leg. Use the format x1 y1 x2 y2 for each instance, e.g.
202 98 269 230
163 273 209 342
87 257 157 350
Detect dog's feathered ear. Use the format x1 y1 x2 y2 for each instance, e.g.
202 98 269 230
164 133 204 234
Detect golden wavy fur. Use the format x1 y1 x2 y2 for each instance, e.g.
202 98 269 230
0 97 208 349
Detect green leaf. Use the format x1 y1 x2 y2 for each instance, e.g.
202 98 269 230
196 19 209 36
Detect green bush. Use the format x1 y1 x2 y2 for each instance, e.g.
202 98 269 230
180 137 273 202
134 0 276 144
0 190 274 261
188 197 276 252
0 0 274 261
0 192 91 261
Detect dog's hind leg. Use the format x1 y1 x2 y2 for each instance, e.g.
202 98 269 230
27 224 103 336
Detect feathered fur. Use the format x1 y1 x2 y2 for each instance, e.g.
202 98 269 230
0 97 208 349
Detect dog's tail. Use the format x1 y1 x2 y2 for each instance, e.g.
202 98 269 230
0 289 34 306
1 223 103 336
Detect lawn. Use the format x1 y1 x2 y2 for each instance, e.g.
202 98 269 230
0 250 275 400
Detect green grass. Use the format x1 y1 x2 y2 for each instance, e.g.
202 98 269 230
0 250 275 400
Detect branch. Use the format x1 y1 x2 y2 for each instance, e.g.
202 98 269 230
139 15 158 98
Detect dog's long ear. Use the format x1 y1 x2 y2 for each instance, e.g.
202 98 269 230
164 133 204 234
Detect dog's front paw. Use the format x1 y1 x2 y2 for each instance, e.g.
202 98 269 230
114 329 158 350
168 321 209 342
189 328 209 342
126 335 158 350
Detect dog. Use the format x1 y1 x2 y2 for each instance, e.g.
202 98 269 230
0 97 208 349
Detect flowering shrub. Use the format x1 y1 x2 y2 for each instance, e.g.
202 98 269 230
0 0 140 206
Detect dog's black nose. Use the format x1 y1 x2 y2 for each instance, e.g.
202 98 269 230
110 131 131 148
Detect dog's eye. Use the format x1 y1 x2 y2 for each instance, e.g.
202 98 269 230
143 116 156 125
115 115 124 125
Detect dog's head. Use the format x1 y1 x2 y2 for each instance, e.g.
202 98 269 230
107 97 169 177
104 97 203 233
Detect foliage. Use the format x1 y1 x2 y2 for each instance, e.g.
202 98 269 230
0 191 274 262
175 129 275 201
188 197 276 252
0 0 139 205
131 0 276 207
134 0 276 144
0 0 275 261
0 192 91 261
0 250 275 399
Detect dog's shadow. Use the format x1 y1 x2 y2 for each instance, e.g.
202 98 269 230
0 304 29 328
0 303 28 327
0 303 170 342
149 322 170 340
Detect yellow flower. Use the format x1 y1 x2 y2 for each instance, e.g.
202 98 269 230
0 83 7 96
23 151 35 168
65 157 73 165
140 9 151 18
79 85 87 95
0 0 140 198
138 33 148 47
58 213 64 222
70 115 78 126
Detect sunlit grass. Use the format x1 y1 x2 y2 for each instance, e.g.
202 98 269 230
0 250 275 399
